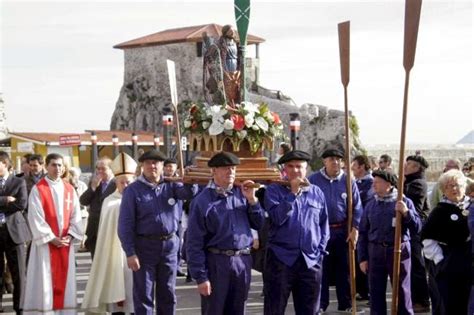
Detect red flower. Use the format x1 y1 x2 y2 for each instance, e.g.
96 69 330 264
190 104 198 114
191 121 198 129
231 114 245 130
272 112 281 125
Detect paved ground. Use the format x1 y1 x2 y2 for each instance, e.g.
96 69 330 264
1 247 430 315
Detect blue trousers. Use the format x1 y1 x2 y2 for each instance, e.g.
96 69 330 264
321 227 351 311
368 242 413 315
201 252 252 315
264 249 322 315
132 236 178 315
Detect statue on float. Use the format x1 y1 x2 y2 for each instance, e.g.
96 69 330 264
202 25 241 107
182 2 284 183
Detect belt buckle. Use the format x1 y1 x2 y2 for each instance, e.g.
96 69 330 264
224 250 235 256
161 234 172 241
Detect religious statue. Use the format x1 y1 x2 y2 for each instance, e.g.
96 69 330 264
202 25 241 106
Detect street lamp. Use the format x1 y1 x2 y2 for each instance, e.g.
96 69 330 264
112 134 119 158
131 132 138 161
289 113 300 150
90 131 98 170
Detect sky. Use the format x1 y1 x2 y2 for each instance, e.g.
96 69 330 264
1 0 472 146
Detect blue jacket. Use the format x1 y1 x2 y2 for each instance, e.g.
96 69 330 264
308 169 363 229
356 173 375 207
357 189 421 263
118 176 197 257
186 183 264 284
264 182 329 268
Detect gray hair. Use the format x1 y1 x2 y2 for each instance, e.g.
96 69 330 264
438 169 466 193
69 166 81 177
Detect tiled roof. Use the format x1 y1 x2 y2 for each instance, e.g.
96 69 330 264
9 130 159 145
114 23 265 49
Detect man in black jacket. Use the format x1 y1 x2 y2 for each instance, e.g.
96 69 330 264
80 157 116 260
0 151 30 314
404 154 431 312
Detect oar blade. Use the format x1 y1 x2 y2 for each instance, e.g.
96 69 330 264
338 21 350 87
166 59 178 108
403 0 422 71
234 0 250 46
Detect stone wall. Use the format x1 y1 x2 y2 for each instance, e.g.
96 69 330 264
0 96 8 139
250 92 364 170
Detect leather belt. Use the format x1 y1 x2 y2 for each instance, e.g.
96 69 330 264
376 241 393 247
137 233 175 241
372 241 407 247
208 247 251 256
329 221 347 228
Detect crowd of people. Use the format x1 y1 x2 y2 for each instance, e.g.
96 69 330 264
1 146 474 315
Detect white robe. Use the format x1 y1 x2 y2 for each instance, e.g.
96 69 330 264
81 190 134 314
23 177 84 315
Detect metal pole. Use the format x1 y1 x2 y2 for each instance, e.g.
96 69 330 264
289 113 300 150
112 134 119 158
154 134 160 150
131 132 138 161
162 107 173 157
90 131 98 171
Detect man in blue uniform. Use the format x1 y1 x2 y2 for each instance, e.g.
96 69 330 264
264 150 329 314
351 154 375 301
308 148 363 312
358 170 420 315
118 149 197 315
186 151 264 315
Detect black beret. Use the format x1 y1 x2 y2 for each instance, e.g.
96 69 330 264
406 155 429 169
164 158 177 166
277 150 311 164
138 149 166 162
208 152 240 167
372 170 398 187
322 148 345 159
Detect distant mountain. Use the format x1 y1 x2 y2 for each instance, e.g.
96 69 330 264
456 130 474 145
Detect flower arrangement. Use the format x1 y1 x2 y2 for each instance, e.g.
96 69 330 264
184 102 283 153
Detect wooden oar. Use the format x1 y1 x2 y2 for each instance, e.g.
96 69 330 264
338 20 357 315
166 59 185 177
392 0 422 313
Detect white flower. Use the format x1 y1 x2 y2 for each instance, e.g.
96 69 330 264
207 105 227 115
202 121 210 129
184 119 192 128
244 114 254 128
208 122 224 135
223 119 234 130
237 130 247 139
265 111 274 122
242 102 260 114
255 116 269 132
252 124 259 131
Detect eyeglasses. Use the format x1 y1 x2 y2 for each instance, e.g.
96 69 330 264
446 183 461 190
